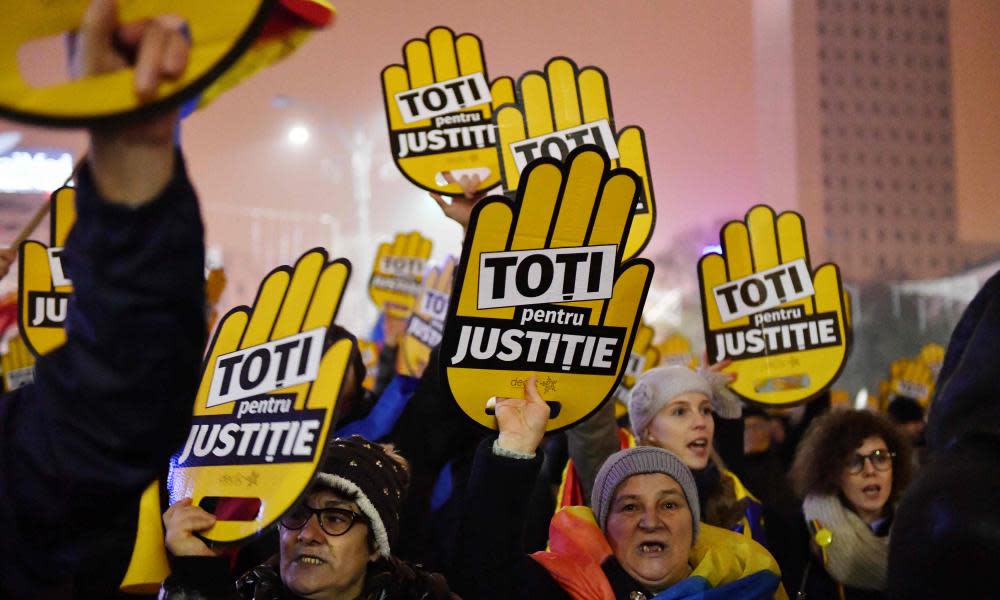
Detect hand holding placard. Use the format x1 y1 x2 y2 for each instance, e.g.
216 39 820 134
442 146 652 432
698 205 850 406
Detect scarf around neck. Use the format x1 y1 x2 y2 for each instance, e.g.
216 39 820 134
802 494 888 591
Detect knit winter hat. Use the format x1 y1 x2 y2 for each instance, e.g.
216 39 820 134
591 446 700 541
314 435 410 558
629 365 741 439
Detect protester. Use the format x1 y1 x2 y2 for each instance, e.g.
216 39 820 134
0 1 206 596
626 366 765 543
742 405 809 593
161 436 457 600
455 377 786 599
790 410 912 599
888 270 1000 599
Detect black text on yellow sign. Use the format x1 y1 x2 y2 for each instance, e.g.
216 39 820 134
368 231 434 319
382 26 515 194
0 1 271 127
494 57 656 261
168 248 353 544
441 146 652 432
398 257 455 378
698 205 851 406
18 186 76 358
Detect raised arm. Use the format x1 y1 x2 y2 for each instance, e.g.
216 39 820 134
1 1 205 594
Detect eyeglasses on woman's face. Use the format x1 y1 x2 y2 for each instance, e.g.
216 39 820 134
279 504 368 537
846 448 895 474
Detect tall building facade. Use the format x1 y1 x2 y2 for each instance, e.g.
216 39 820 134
808 0 995 281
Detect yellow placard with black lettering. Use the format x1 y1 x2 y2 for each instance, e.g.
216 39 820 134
2 334 37 392
0 1 271 126
381 26 515 194
698 205 851 406
397 256 455 378
495 57 655 260
442 146 652 432
889 357 934 407
18 187 76 358
656 333 698 369
611 320 659 418
167 248 353 544
368 231 433 319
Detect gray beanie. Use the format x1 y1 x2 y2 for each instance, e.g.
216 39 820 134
628 365 741 439
591 446 700 541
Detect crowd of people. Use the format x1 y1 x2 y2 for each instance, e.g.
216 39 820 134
2 1 998 599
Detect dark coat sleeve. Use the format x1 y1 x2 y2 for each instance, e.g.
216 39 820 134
0 154 206 596
453 438 570 600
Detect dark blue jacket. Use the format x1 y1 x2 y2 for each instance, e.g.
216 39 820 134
0 155 206 598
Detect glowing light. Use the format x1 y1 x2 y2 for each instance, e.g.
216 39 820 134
854 388 869 411
287 124 310 146
701 244 723 256
0 151 73 193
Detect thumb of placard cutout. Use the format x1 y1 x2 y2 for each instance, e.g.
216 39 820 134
368 232 433 319
698 205 851 406
398 256 455 378
381 26 515 194
18 186 76 358
167 248 353 544
441 146 653 432
494 57 656 261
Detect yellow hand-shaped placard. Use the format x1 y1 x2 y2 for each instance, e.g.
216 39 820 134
890 358 934 407
398 256 455 378
622 321 659 389
368 231 433 319
656 333 698 368
442 147 653 432
1 334 36 391
167 248 353 544
918 342 944 379
0 1 270 126
382 26 515 194
611 320 659 419
358 339 379 392
18 186 76 358
698 205 850 406
495 57 656 260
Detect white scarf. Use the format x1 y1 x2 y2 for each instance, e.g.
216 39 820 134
802 494 889 591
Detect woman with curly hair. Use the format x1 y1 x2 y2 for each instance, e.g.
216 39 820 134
789 409 912 600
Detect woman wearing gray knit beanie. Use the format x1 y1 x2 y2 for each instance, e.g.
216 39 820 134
455 377 785 600
789 409 912 600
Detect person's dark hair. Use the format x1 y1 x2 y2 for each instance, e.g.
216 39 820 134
790 409 912 504
886 395 924 424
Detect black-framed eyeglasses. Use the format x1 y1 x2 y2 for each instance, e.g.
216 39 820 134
846 449 895 474
279 505 368 537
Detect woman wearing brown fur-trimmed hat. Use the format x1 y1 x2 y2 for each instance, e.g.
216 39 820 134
159 435 457 600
